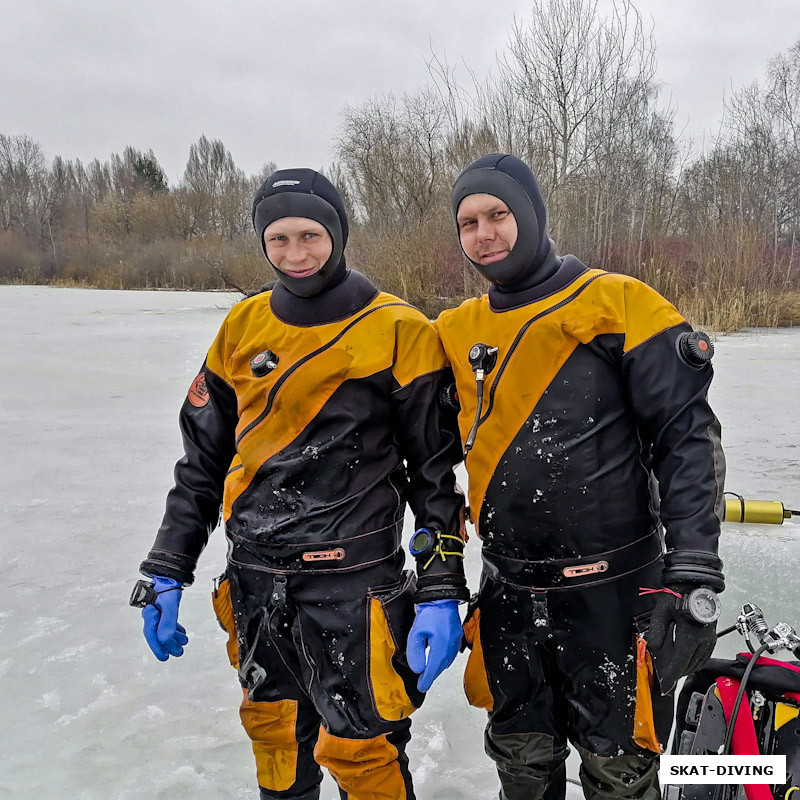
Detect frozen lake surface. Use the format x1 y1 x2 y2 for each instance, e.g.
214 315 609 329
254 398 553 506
2 286 799 799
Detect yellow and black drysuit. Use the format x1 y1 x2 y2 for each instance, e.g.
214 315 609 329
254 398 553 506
438 154 725 800
139 169 468 800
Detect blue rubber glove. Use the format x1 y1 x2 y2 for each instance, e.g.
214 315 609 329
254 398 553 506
141 576 188 661
406 600 462 692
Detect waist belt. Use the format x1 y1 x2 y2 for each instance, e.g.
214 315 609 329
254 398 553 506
482 530 663 591
227 523 402 574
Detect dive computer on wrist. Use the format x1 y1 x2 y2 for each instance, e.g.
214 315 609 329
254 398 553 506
681 586 721 625
409 528 438 559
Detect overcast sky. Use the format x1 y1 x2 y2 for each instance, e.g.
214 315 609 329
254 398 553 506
2 0 799 184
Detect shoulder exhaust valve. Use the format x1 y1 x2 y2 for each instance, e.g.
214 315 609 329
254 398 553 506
439 382 460 411
676 330 713 368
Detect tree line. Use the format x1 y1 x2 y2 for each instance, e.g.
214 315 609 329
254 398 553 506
0 133 276 292
2 0 799 329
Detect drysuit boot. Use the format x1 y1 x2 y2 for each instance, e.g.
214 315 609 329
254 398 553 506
577 745 660 800
487 730 567 800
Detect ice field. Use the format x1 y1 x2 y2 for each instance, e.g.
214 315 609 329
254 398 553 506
2 285 799 799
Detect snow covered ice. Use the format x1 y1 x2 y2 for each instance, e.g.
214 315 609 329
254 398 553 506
2 286 799 799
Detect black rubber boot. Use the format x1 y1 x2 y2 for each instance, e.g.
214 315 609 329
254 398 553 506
577 745 660 800
487 729 568 800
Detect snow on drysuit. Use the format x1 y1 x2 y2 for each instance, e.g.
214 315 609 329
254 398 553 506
138 169 468 800
436 154 726 800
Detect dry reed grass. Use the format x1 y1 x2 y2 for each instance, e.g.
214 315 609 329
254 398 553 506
4 222 800 330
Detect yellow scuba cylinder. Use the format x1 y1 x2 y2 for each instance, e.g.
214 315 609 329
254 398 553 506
723 492 799 524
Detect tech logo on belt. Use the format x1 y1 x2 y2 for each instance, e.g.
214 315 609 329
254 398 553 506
188 373 210 407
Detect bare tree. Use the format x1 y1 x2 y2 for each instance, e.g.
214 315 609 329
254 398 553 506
425 0 669 267
337 88 449 225
0 134 48 237
183 135 248 238
497 0 656 194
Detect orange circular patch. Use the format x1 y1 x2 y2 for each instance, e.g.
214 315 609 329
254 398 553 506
698 339 709 351
188 373 210 407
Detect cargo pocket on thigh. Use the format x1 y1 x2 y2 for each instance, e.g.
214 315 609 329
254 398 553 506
462 595 493 711
212 573 239 669
240 692 299 792
366 570 419 722
632 635 661 753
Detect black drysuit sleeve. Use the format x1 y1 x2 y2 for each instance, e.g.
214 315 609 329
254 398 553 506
392 366 469 603
139 362 238 585
620 291 725 579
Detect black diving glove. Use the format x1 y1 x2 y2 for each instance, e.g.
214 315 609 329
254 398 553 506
646 584 719 694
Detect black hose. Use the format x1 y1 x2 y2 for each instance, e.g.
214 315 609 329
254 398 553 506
720 643 771 756
463 378 484 454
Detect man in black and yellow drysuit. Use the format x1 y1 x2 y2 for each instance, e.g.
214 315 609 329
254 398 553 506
436 154 726 800
131 169 470 800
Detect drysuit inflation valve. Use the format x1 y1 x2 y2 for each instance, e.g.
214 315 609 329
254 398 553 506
464 343 499 454
676 330 713 368
251 350 279 377
468 343 498 375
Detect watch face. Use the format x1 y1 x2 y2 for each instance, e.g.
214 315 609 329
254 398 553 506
410 530 432 556
687 588 721 624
